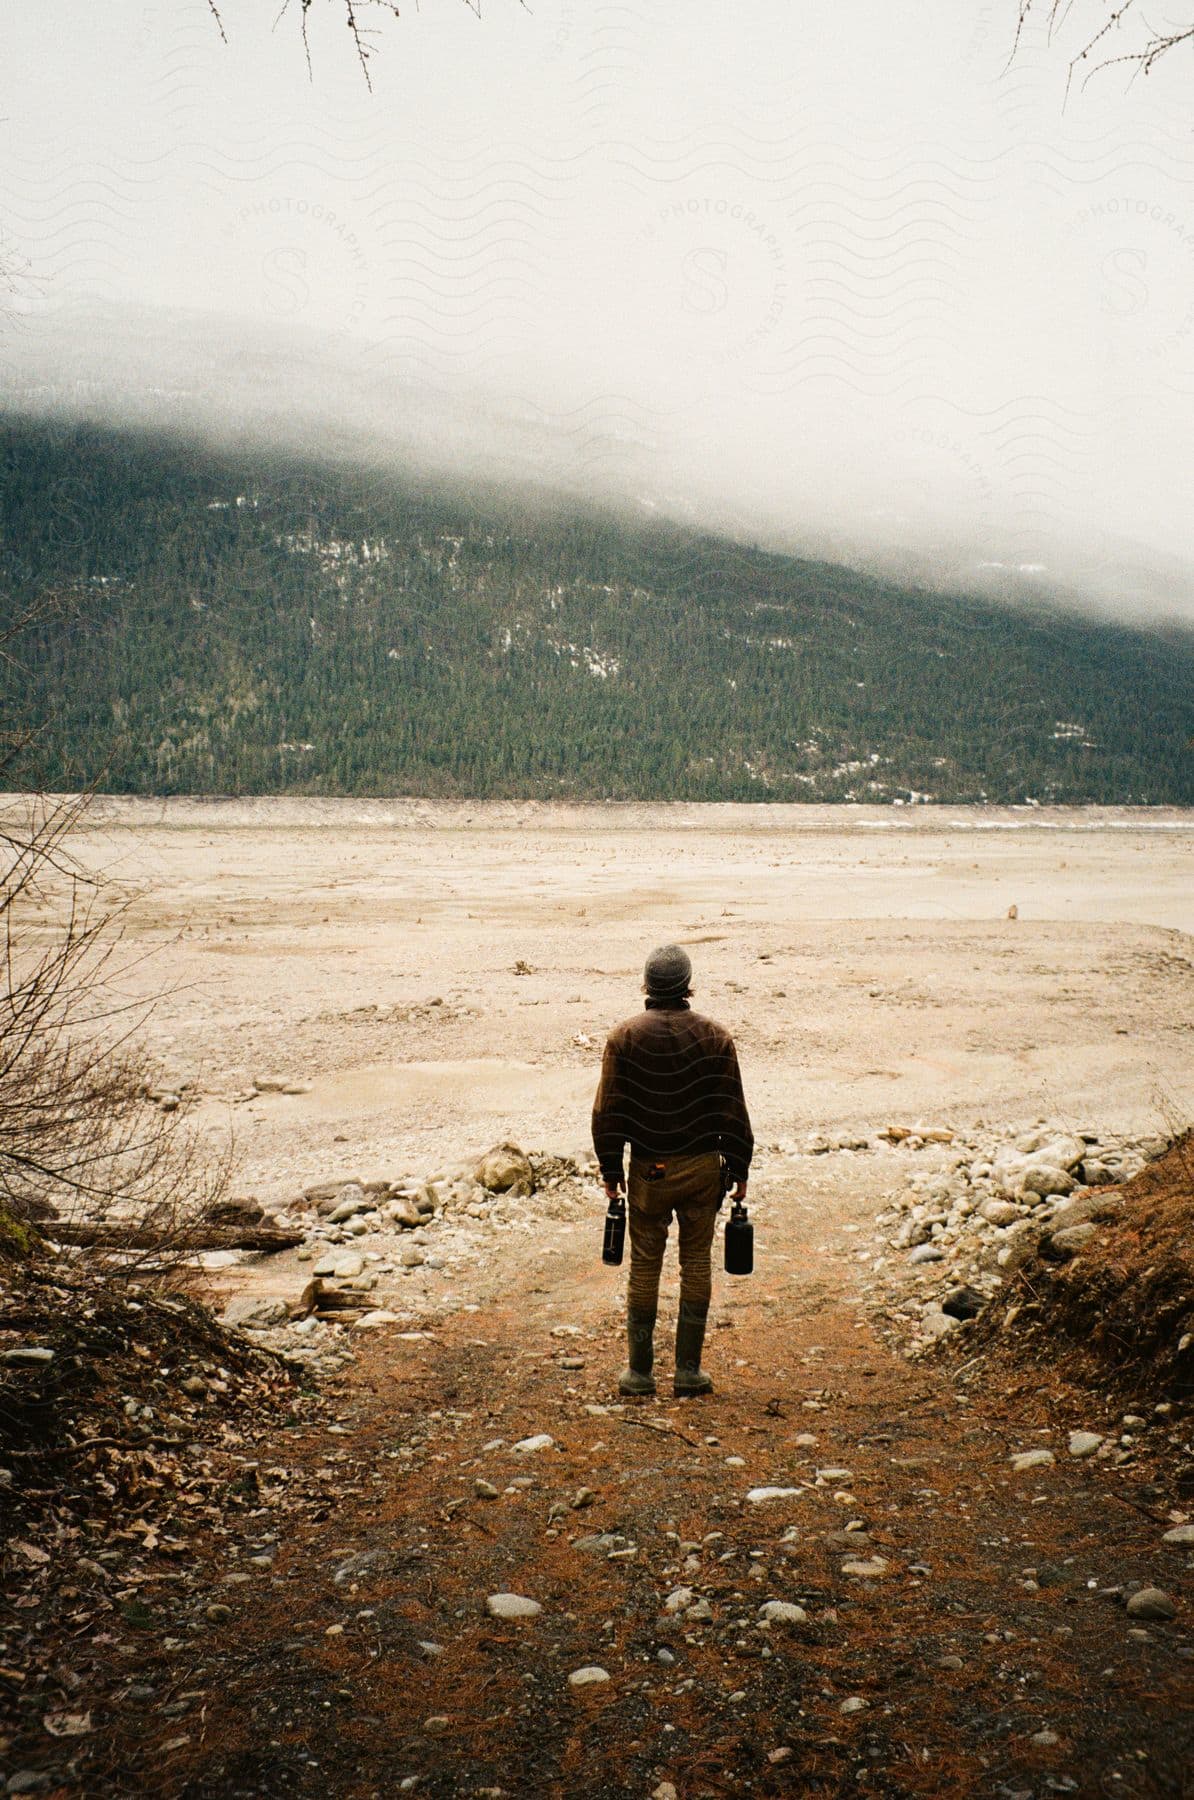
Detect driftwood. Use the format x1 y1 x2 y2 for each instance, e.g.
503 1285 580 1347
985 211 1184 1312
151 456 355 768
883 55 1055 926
47 1222 303 1254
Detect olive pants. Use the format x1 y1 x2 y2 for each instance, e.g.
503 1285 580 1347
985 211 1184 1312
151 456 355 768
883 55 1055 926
626 1150 723 1313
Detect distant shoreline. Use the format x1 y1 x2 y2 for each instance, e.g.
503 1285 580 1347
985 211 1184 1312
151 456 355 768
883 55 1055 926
10 795 1194 834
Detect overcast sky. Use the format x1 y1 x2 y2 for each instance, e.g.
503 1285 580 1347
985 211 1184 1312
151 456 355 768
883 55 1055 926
2 1 1193 614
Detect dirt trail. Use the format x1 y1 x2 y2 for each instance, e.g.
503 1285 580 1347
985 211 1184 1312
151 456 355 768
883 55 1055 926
79 1165 1191 1800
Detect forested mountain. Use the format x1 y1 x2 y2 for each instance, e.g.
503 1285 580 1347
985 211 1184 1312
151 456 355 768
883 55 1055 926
2 415 1191 804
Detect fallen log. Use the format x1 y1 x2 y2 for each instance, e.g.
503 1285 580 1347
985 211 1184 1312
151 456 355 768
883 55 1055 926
48 1222 304 1254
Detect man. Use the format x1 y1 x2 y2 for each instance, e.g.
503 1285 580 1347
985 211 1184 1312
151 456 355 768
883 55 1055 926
591 944 753 1398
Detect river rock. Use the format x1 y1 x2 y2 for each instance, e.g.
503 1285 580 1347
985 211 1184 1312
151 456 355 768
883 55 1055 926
1021 1164 1076 1198
1046 1222 1098 1257
1010 1449 1055 1472
474 1143 535 1196
1067 1431 1104 1458
758 1600 807 1625
979 1198 1022 1227
1125 1587 1176 1620
909 1243 944 1264
568 1665 610 1687
486 1593 542 1619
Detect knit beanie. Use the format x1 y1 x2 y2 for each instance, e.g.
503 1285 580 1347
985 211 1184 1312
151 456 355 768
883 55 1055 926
643 943 692 998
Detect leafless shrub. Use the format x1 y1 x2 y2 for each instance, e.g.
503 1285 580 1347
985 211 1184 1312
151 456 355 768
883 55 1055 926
0 787 230 1281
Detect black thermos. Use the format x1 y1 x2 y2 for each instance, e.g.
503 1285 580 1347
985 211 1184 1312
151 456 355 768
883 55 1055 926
602 1196 626 1266
724 1199 754 1275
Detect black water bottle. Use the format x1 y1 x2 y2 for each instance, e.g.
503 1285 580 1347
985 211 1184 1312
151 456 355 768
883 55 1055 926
725 1199 753 1275
602 1196 626 1266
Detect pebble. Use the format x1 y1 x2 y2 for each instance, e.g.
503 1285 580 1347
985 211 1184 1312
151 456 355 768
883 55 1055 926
839 1696 867 1714
745 1486 803 1504
909 1243 945 1264
1031 1729 1060 1746
332 1253 364 1280
399 1245 425 1269
486 1593 542 1620
568 1666 610 1688
663 1587 695 1613
205 1604 232 1623
1161 1524 1194 1545
841 1556 889 1578
512 1434 555 1454
474 1479 500 1499
1067 1431 1103 1458
1009 1449 1055 1472
423 1716 450 1734
1125 1587 1177 1620
758 1600 807 1625
653 1785 678 1800
3 1347 55 1366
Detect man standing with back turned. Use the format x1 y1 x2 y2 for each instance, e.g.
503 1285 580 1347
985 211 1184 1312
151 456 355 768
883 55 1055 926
592 944 753 1398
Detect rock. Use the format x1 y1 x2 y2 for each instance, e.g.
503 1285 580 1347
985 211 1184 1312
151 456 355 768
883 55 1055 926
758 1600 807 1625
653 1784 678 1800
387 1197 422 1229
423 1716 450 1734
909 1243 945 1264
486 1593 542 1620
663 1587 695 1613
919 1309 957 1339
816 1468 854 1484
312 1252 338 1277
354 1310 401 1329
685 1597 713 1622
222 1296 288 1329
1125 1587 1177 1620
3 1346 55 1365
839 1695 868 1714
205 1603 232 1622
1021 1164 1076 1198
6 1773 55 1794
568 1665 610 1688
1050 1192 1121 1231
1045 1223 1097 1257
841 1556 889 1578
1010 1449 1055 1472
942 1286 985 1321
252 1075 290 1092
1080 1159 1114 1186
1031 1729 1060 1746
399 1245 426 1269
329 1194 368 1224
512 1434 555 1454
181 1375 207 1398
332 1252 364 1280
745 1487 804 1504
1034 1135 1087 1172
473 1143 535 1196
979 1199 1022 1227
1161 1523 1194 1545
997 1220 1043 1272
1067 1431 1104 1458
474 1479 500 1499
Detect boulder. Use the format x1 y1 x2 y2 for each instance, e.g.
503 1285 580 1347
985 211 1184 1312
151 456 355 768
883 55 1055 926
473 1143 535 1196
1021 1164 1076 1198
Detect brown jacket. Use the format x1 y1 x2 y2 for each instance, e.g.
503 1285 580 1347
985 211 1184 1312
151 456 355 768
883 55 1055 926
591 997 753 1187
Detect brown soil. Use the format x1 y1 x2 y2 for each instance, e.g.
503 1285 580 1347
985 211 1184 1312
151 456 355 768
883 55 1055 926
971 1136 1194 1405
4 1158 1190 1800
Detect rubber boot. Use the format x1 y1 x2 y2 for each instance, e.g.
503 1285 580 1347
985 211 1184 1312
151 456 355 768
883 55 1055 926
674 1298 714 1397
618 1308 657 1396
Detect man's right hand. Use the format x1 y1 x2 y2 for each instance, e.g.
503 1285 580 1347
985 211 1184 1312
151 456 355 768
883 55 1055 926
603 1178 624 1202
728 1178 748 1203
